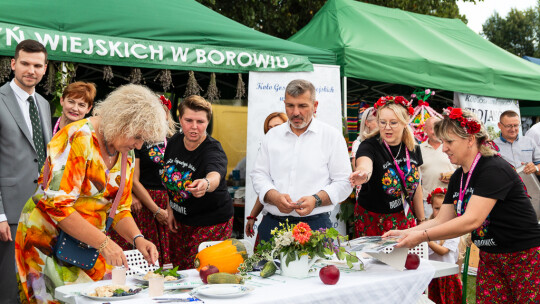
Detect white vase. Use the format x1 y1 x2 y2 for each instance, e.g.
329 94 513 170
278 252 320 279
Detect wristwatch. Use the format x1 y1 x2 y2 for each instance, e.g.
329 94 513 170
313 194 323 208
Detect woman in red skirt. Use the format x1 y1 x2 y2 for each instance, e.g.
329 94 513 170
349 96 426 237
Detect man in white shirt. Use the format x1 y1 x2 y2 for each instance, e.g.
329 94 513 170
251 79 352 242
419 117 456 217
494 110 540 174
0 39 51 302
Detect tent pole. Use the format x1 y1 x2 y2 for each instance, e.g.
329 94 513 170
343 76 347 119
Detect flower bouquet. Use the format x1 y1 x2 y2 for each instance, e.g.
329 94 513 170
238 221 359 276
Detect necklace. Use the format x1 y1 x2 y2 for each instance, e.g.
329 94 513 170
391 142 402 158
103 136 118 157
183 135 204 151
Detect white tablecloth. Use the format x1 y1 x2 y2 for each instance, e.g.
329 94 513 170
56 258 449 304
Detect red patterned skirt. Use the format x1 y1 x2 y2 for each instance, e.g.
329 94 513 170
428 274 463 304
169 217 233 270
108 189 171 265
353 203 416 237
477 246 540 303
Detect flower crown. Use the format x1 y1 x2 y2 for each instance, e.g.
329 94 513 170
159 95 172 110
374 95 414 115
442 107 481 135
427 187 447 205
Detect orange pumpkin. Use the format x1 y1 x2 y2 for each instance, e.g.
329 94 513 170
194 239 248 274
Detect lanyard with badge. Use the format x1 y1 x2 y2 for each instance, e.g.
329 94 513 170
457 153 481 216
383 141 412 215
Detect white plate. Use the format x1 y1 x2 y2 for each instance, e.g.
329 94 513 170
194 284 254 298
132 272 187 284
81 286 142 301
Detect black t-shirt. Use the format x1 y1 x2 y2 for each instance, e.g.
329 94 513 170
443 155 540 253
161 133 233 227
135 141 167 190
355 136 423 214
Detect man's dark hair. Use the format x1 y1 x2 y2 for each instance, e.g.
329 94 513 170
14 39 48 63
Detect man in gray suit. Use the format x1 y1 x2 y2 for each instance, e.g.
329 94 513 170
0 39 51 303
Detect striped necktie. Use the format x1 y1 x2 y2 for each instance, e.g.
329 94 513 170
27 95 46 170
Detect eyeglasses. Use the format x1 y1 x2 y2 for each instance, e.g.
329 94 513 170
500 123 520 129
378 120 400 129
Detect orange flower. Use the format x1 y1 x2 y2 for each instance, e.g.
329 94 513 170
292 222 312 245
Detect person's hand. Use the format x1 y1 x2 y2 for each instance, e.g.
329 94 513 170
272 192 297 214
349 170 371 186
0 221 12 242
392 230 426 249
295 195 316 216
382 229 407 239
155 208 168 226
131 195 142 213
101 237 129 268
186 179 209 198
245 219 255 237
522 162 538 175
439 172 452 183
135 237 159 266
167 209 178 233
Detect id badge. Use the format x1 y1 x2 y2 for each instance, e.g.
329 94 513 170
456 200 462 216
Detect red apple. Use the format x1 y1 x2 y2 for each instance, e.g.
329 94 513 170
199 265 219 284
319 265 340 285
405 253 420 270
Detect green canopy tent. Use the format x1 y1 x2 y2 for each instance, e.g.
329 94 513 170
289 0 540 105
0 0 335 73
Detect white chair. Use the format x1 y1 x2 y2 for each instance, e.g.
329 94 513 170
382 241 429 259
124 249 159 276
197 239 254 256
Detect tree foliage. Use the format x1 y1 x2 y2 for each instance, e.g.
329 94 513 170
196 0 480 40
482 8 538 57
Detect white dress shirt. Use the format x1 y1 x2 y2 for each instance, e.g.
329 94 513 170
0 81 38 222
251 118 352 217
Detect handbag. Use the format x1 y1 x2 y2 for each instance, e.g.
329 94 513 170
50 153 128 270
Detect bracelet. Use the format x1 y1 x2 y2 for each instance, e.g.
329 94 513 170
133 234 144 248
97 236 109 253
203 177 210 192
246 216 257 221
536 165 539 172
153 208 161 218
424 230 431 242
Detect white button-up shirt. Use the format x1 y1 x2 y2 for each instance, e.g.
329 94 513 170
10 79 38 138
494 135 540 168
251 118 352 217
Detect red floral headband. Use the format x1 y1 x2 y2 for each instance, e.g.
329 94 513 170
374 95 414 115
159 95 172 110
427 187 447 205
442 107 481 135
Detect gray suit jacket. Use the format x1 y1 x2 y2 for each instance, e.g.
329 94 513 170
0 82 52 224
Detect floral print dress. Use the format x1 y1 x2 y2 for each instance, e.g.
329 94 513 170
15 119 135 304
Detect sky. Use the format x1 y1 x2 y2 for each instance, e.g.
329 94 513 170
457 0 538 34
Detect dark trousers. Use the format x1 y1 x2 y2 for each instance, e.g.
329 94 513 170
0 224 20 303
257 212 332 243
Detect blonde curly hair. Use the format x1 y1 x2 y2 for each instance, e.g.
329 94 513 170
93 84 167 144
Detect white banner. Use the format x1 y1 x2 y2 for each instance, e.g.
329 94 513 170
245 64 345 242
454 92 521 139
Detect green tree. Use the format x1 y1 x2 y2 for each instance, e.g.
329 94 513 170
482 8 538 57
197 0 480 39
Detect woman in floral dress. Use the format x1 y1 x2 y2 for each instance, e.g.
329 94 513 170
15 84 167 304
